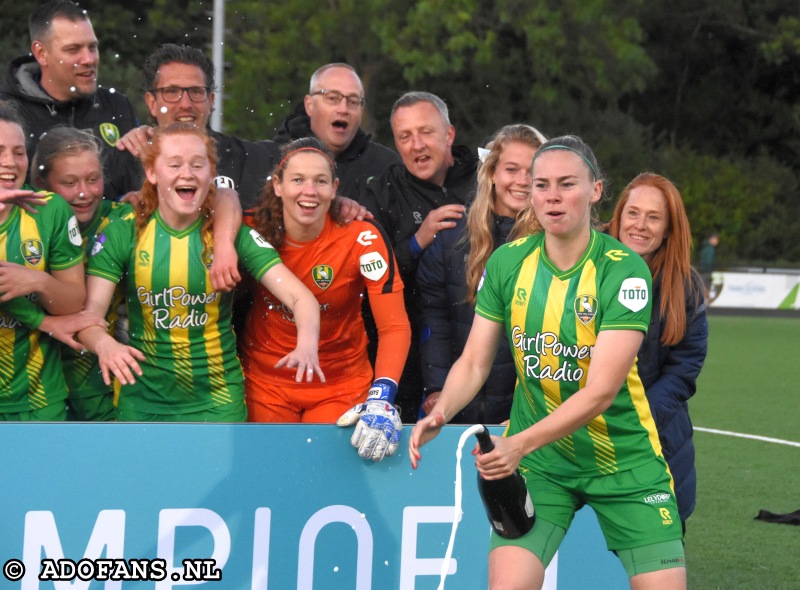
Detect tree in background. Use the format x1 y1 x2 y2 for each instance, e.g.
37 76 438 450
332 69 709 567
0 0 213 124
1 0 798 264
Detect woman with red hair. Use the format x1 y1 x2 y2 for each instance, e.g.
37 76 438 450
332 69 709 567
78 123 322 421
608 172 708 529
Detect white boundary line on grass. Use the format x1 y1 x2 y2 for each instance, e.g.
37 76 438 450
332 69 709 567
695 426 800 448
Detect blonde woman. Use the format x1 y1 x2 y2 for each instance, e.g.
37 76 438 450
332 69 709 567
416 124 546 422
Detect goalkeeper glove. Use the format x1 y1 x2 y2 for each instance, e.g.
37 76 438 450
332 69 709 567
336 378 402 461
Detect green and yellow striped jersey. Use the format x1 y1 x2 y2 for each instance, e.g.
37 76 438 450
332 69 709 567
476 229 661 476
62 200 132 404
87 209 281 415
0 190 83 412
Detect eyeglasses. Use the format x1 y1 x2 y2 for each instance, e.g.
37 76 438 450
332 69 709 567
310 89 365 109
151 86 211 103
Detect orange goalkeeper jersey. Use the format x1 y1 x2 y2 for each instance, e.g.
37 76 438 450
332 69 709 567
241 217 408 385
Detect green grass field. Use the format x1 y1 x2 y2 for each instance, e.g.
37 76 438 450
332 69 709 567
686 314 800 589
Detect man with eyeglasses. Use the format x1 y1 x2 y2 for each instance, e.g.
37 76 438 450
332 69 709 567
117 45 368 296
0 1 140 201
115 43 281 212
274 63 398 200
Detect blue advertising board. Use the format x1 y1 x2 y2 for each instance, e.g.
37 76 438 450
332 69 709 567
0 424 627 589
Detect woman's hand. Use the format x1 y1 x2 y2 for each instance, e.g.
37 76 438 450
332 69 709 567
0 188 49 213
209 240 241 292
408 412 446 469
274 343 325 383
0 261 46 301
474 434 525 480
97 340 146 386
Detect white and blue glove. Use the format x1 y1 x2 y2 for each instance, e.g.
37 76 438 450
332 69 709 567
336 378 402 461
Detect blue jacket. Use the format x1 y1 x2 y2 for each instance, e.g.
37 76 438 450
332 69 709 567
637 270 708 522
416 214 517 424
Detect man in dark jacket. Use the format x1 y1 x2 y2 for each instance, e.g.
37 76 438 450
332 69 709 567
115 44 280 211
361 91 478 422
0 0 140 200
273 63 399 200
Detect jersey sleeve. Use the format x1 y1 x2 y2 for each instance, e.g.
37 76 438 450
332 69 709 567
355 219 404 295
86 211 136 283
42 194 84 271
235 226 282 281
474 245 510 324
370 290 411 383
597 248 652 333
0 298 45 330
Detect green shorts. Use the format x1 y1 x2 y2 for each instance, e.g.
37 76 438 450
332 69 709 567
490 458 683 565
115 400 247 422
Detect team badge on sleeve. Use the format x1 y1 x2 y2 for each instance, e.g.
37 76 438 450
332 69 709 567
359 252 388 281
618 278 649 312
20 239 43 266
312 265 334 289
574 295 598 324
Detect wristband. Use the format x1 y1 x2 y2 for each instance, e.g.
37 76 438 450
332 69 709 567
368 377 398 404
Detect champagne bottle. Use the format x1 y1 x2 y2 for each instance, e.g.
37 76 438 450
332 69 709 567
475 425 535 539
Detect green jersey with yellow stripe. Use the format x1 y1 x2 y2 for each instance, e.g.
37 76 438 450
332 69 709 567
0 190 83 413
87 209 282 415
62 200 132 409
476 229 660 477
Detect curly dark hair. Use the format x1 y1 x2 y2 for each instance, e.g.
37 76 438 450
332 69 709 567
251 137 336 248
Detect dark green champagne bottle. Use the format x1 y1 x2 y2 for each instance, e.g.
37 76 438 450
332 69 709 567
475 425 535 539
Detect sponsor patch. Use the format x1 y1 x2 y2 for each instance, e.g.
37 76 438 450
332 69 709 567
574 294 597 324
644 492 671 505
312 265 334 289
214 175 235 190
249 228 274 249
90 234 106 256
360 252 387 281
138 249 151 267
67 215 82 246
20 239 43 266
618 277 649 312
99 123 120 147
